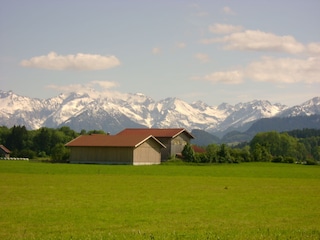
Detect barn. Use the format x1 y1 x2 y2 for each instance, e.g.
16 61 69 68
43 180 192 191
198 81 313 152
0 145 11 158
65 134 166 165
116 128 194 161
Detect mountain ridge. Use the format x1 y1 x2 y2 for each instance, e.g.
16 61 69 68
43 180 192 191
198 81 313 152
191 114 320 146
1 90 319 135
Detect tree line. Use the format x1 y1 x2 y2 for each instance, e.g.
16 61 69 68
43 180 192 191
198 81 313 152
0 125 105 162
182 129 320 165
1 125 319 164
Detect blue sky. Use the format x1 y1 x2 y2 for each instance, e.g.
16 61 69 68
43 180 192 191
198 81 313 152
1 0 319 106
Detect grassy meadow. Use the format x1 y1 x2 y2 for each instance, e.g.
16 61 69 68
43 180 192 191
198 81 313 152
0 161 319 239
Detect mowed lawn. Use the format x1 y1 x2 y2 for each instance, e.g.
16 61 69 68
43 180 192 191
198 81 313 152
0 161 319 239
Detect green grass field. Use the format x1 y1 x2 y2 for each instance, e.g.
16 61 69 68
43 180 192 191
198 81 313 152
0 161 319 239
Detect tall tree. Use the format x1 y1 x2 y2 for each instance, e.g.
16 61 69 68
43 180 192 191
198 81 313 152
182 143 195 162
217 144 232 163
206 144 219 163
6 125 28 152
33 128 52 155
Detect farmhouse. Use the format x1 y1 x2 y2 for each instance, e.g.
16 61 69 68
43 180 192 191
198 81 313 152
117 128 194 160
65 134 165 165
0 145 11 158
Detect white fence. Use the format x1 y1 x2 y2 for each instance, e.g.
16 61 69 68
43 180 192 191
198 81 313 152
0 157 29 161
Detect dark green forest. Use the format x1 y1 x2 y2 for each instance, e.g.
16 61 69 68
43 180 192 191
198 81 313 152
183 129 320 164
1 125 319 164
0 125 105 162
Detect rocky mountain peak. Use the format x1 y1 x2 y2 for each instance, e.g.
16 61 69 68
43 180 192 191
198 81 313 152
0 89 319 134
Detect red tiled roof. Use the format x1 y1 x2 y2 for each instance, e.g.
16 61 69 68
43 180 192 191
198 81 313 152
0 145 11 153
117 128 194 139
192 145 206 153
65 134 166 148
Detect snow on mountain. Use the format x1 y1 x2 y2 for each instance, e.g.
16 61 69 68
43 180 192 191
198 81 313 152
116 93 155 127
0 91 54 129
45 93 91 123
151 98 222 130
277 97 320 117
216 100 288 132
0 90 44 114
0 90 318 134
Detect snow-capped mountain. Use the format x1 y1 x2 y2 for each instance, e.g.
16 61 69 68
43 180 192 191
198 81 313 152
219 100 288 132
276 97 320 117
0 90 319 134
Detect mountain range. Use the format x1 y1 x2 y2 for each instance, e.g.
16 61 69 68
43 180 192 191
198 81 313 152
191 114 320 146
1 90 319 138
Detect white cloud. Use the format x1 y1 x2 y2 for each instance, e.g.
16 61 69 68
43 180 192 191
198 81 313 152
47 80 122 98
47 83 90 94
47 80 118 92
245 57 320 83
195 53 210 63
198 57 320 85
176 42 187 49
213 30 306 54
201 25 308 55
203 71 244 84
152 47 161 55
90 80 119 89
20 52 121 70
199 38 218 45
222 6 235 15
307 42 320 55
208 23 243 34
225 30 305 54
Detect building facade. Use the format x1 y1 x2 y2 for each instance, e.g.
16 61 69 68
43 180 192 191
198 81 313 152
65 134 165 165
116 128 194 160
0 145 11 158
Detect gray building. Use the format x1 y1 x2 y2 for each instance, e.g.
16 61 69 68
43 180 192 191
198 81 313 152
116 128 194 160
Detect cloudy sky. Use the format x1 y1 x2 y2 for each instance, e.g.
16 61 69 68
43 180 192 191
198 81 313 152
1 0 319 106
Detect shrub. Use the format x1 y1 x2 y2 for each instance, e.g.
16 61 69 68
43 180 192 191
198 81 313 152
272 156 283 163
282 156 295 163
194 152 208 163
305 158 317 165
18 149 36 159
182 143 195 162
51 143 70 163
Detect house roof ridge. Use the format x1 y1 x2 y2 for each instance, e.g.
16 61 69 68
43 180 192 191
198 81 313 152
65 134 166 148
134 135 166 148
116 128 194 139
0 144 11 153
